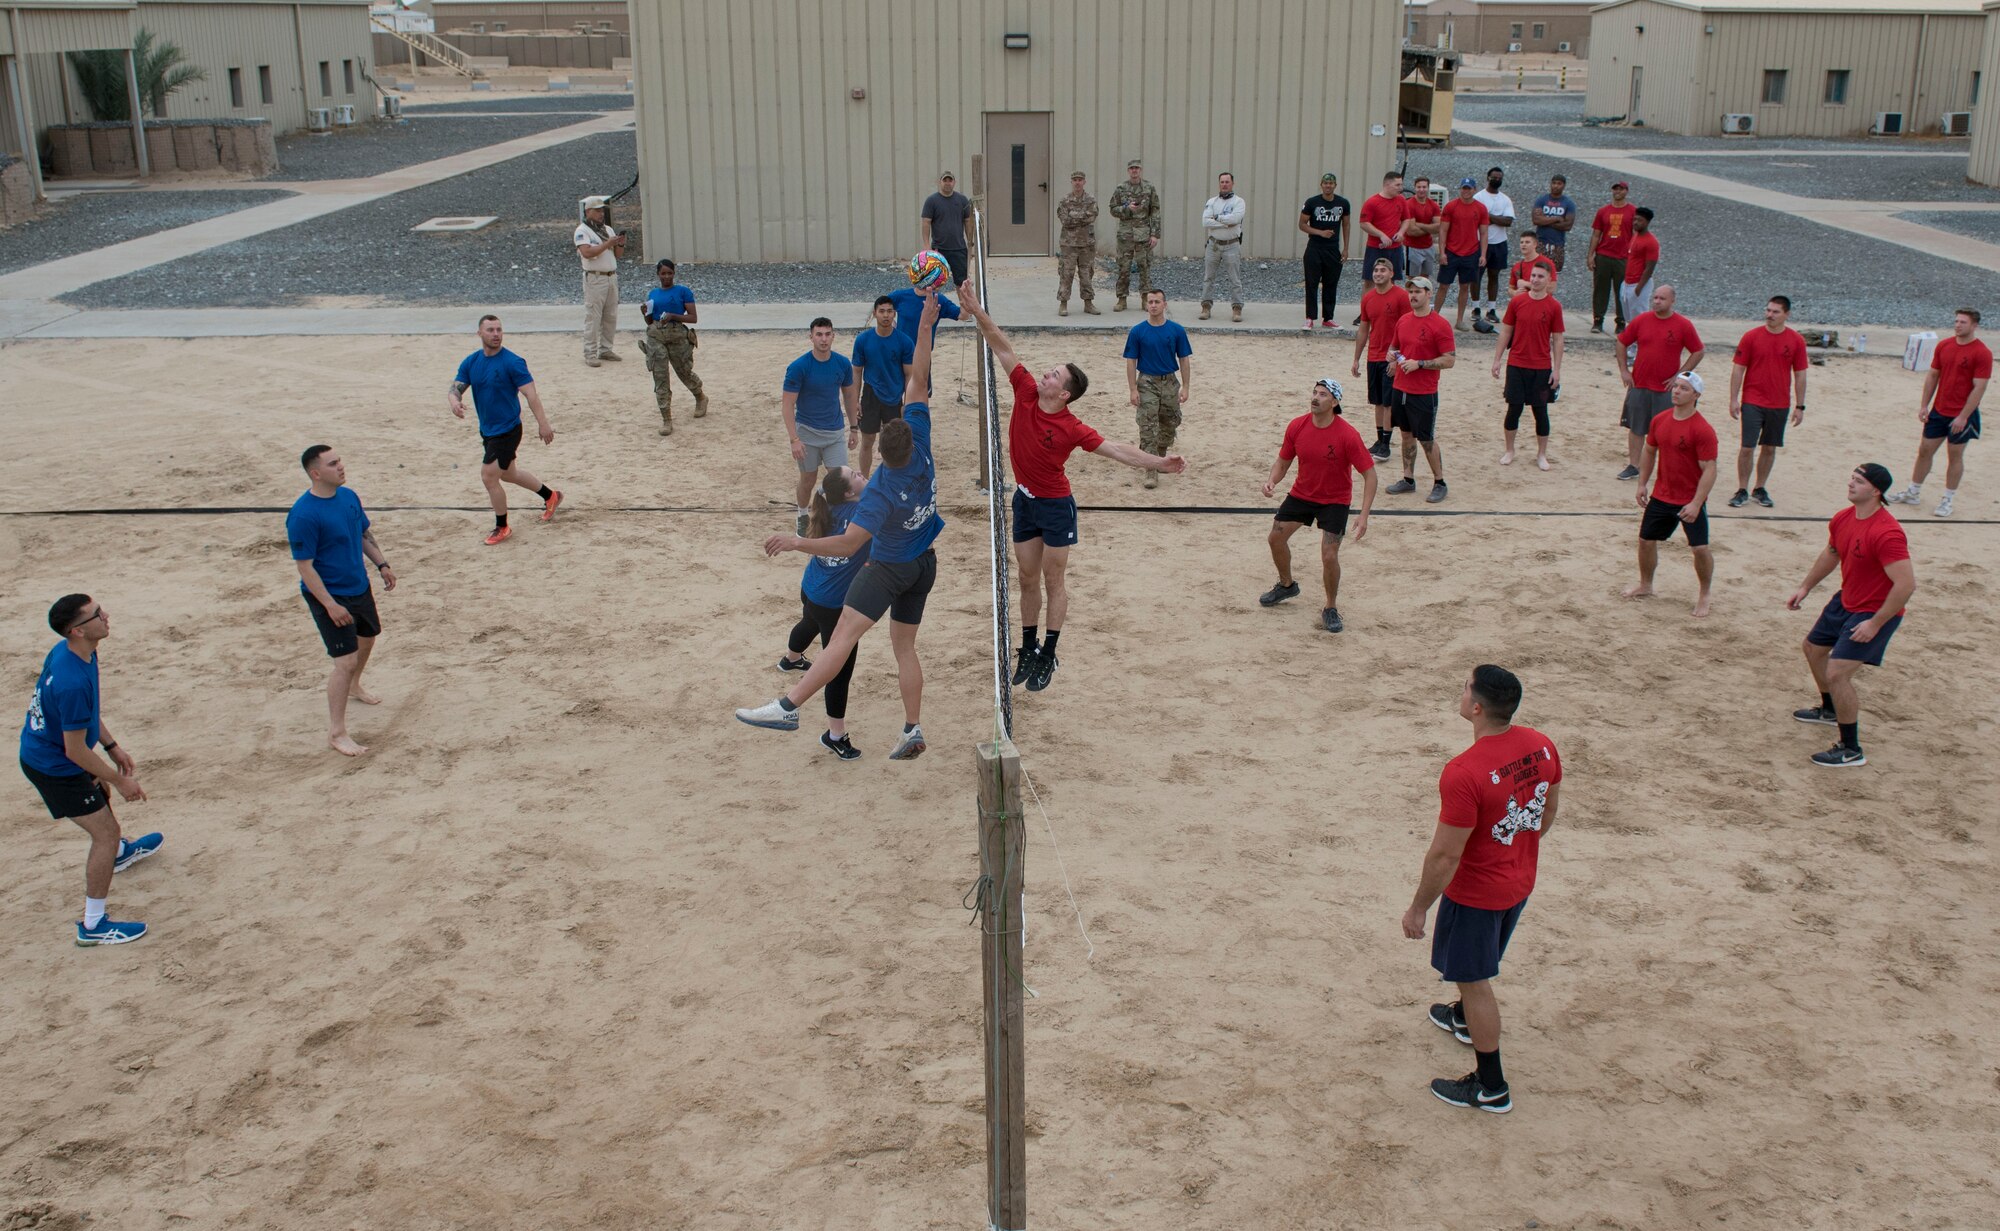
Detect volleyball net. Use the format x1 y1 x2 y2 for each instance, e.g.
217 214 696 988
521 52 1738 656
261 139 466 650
971 206 1014 741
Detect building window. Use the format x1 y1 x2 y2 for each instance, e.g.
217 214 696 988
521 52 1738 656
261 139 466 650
1532 23 1545 40
1011 144 1027 225
1762 69 1787 105
259 66 273 104
1824 69 1850 105
319 60 332 97
228 67 243 107
1974 71 1983 107
343 60 355 94
1510 22 1523 38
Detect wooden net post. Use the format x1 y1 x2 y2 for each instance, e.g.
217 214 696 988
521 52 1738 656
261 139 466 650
975 736 1026 1230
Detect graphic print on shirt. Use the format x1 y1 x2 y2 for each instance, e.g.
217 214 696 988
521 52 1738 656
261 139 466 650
25 676 51 734
1487 744 1556 845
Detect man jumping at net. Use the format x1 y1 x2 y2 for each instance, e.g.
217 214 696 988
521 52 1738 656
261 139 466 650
735 291 947 760
958 279 1186 694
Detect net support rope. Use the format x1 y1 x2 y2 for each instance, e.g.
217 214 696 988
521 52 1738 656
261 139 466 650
973 206 1014 739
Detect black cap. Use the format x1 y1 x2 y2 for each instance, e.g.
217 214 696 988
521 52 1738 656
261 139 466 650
1857 463 1893 495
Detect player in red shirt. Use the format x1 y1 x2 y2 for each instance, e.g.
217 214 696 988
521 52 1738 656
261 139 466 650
1587 180 1637 332
1614 285 1704 478
1505 233 1557 293
1259 378 1378 633
1617 207 1659 325
1386 277 1457 503
1786 464 1917 768
1888 307 1988 519
1402 663 1562 1115
1625 372 1719 617
1489 264 1565 469
1360 171 1410 282
1437 178 1490 332
1351 256 1413 461
1728 295 1810 509
1403 175 1441 283
958 283 1184 695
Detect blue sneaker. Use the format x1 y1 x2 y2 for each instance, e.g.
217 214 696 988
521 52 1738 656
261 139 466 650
113 832 163 873
76 917 147 946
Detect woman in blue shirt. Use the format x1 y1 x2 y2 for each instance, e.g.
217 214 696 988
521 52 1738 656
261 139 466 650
774 466 872 759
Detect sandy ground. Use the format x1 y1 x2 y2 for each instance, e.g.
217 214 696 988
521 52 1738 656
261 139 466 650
1 323 1995 1230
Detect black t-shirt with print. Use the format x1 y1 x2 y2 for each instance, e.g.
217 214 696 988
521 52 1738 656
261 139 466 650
1301 194 1351 253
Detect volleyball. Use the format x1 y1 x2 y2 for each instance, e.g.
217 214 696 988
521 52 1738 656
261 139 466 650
907 249 951 292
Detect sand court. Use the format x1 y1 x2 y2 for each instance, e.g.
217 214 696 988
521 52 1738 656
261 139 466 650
2 329 1995 1228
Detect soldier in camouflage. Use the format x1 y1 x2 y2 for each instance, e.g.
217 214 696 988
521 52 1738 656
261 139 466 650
635 259 707 436
1056 171 1101 317
1109 158 1162 312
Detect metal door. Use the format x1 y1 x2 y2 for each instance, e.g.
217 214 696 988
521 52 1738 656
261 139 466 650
982 112 1051 255
1629 66 1643 120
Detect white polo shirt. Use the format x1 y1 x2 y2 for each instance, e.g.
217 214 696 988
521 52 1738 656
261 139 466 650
575 222 617 272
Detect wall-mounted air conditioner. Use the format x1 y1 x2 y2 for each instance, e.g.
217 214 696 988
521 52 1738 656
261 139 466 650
307 107 331 132
1558 41 1571 52
332 104 355 126
1507 42 1522 52
1721 113 1755 134
1872 111 1905 135
383 95 403 119
1943 111 1972 135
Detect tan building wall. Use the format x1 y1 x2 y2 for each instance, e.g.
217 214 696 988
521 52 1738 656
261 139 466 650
429 1 626 34
133 2 373 134
632 0 1403 263
1589 0 1984 137
1969 2 2000 182
1408 1 1595 56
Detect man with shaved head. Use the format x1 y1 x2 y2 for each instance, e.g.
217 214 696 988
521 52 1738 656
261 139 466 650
1614 285 1704 480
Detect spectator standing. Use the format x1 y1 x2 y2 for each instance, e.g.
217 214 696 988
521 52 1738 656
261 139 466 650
1404 176 1441 284
1529 174 1577 272
921 171 973 286
1110 159 1162 310
1200 171 1248 322
1300 172 1353 331
1619 208 1660 326
1055 171 1101 317
574 195 625 367
1588 181 1638 333
1472 167 1515 325
1360 172 1410 282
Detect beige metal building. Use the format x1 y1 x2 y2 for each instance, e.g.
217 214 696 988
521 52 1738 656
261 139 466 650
1586 0 1986 137
2 1 140 197
1407 0 1597 57
1968 0 2000 181
630 0 1404 263
429 0 627 34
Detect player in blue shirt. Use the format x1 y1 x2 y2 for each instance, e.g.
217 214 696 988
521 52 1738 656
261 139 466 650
738 291 946 761
772 465 874 759
851 295 916 476
19 593 161 946
448 314 564 545
888 284 960 349
637 258 707 434
1123 290 1195 488
782 317 860 534
288 444 397 757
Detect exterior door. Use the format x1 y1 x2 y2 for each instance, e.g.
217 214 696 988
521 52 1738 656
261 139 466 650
982 112 1051 255
1629 66 1643 119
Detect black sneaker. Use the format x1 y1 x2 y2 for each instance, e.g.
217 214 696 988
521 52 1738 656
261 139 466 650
1321 606 1344 633
1752 487 1774 509
1428 1002 1472 1045
1368 438 1392 461
1473 317 1496 334
1260 580 1301 607
1792 705 1837 725
1432 1071 1511 1114
1614 464 1641 481
1811 743 1867 768
777 654 812 673
1026 651 1059 692
1386 477 1417 495
1727 489 1750 508
1426 481 1448 504
1011 647 1038 687
819 731 862 760
1486 307 1500 323
1590 322 1605 335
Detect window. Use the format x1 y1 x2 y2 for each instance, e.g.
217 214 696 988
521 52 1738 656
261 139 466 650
1010 144 1026 225
319 60 332 97
1532 23 1545 40
1824 69 1850 105
1762 69 1787 105
1974 71 1983 107
1509 22 1523 38
258 66 273 104
228 67 243 107
343 60 355 94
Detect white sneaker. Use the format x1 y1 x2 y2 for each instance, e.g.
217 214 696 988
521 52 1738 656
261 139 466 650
1934 493 1955 517
1886 485 1921 505
887 725 928 760
734 698 799 730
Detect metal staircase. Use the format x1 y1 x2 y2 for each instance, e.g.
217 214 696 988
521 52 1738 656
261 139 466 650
369 15 483 79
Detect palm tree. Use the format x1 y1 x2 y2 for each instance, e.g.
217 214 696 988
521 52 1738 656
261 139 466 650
68 29 208 121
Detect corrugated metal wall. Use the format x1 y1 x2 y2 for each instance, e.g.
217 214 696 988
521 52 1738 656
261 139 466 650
17 5 137 129
121 3 371 134
431 1 628 34
633 0 1402 263
1969 7 2000 183
1586 1 1706 131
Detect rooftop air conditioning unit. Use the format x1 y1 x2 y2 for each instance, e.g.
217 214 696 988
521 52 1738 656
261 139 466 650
383 94 403 119
332 103 356 127
1508 42 1522 52
1557 41 1572 52
1721 113 1755 134
1872 111 1905 135
1943 111 1972 136
306 107 331 132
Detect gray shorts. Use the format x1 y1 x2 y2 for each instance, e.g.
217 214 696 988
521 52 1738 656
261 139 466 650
796 423 849 471
1405 246 1438 280
1621 386 1674 435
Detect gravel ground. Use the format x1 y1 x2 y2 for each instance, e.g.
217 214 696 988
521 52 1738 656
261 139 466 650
1455 93 1596 127
1895 210 2000 244
1457 91 1971 154
1644 154 2000 203
0 190 296 277
265 113 590 182
400 93 632 114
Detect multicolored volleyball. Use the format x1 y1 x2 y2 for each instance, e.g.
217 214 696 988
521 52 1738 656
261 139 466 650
907 249 952 292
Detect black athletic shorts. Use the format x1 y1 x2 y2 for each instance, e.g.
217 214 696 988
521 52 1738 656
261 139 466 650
1432 893 1527 984
1391 390 1440 443
1274 494 1351 535
1740 403 1788 449
20 760 108 820
1366 359 1394 407
844 549 937 625
482 424 524 468
304 587 381 658
1640 496 1711 547
1924 408 1981 442
1504 365 1553 407
860 386 904 434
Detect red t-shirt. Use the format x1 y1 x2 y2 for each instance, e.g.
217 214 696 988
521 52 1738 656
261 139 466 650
1358 285 1412 362
1440 198 1488 257
1930 337 1994 414
1623 232 1660 284
1501 292 1565 370
1361 193 1406 249
1645 409 1719 506
1593 202 1637 259
1733 326 1809 409
1618 312 1704 392
1403 198 1439 250
1508 255 1557 290
1391 312 1456 396
1281 413 1376 505
1829 505 1911 617
1006 364 1103 500
1439 724 1563 910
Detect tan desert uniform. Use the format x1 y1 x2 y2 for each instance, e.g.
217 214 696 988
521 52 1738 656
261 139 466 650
575 201 622 364
1110 162 1162 308
1056 174 1099 315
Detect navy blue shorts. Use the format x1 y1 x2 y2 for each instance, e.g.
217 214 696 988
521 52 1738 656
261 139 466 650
1011 488 1080 547
1364 246 1405 281
1806 593 1901 666
1439 251 1481 287
1485 240 1509 271
1923 408 1981 442
1432 894 1527 984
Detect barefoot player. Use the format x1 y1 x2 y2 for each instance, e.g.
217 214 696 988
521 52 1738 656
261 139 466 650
960 279 1185 692
1489 263 1564 470
449 315 563 545
1625 373 1718 617
289 445 397 756
1260 378 1377 633
19 594 162 946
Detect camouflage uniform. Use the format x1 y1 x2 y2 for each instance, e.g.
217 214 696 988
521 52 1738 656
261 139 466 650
1135 374 1183 456
1055 181 1099 309
639 318 705 429
1109 167 1162 304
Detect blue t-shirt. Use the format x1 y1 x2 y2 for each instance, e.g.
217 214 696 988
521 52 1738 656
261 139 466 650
454 347 535 438
783 351 855 433
1532 193 1577 246
287 486 372 597
889 286 960 348
801 499 873 607
644 284 694 322
1123 319 1193 376
851 400 944 563
851 327 916 402
20 643 99 777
